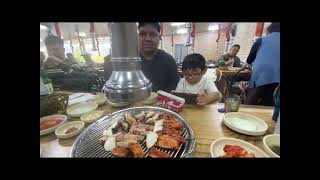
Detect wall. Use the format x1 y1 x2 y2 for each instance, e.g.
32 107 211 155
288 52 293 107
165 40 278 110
232 22 271 62
159 22 272 63
41 22 273 64
161 31 220 61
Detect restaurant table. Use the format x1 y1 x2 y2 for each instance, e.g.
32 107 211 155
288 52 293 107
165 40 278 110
40 101 276 158
220 69 252 81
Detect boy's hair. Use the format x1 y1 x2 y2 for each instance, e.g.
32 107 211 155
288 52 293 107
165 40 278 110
182 53 206 71
138 22 161 33
44 35 64 46
231 44 240 48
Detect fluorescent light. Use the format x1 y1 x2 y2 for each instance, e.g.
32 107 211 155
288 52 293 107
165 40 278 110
40 38 42 42
40 25 48 31
171 23 185 26
176 28 187 34
61 37 63 39
208 24 219 31
79 32 86 37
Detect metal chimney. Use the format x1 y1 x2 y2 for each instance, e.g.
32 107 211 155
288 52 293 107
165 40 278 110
103 23 152 104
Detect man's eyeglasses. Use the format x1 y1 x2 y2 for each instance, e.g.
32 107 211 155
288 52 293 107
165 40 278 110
139 31 159 39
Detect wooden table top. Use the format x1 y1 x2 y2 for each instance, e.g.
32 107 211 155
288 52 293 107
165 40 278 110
40 102 275 158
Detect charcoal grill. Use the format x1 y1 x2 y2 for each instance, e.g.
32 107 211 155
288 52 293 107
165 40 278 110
70 106 196 158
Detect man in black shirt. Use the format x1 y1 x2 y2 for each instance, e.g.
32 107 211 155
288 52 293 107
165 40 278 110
138 22 180 92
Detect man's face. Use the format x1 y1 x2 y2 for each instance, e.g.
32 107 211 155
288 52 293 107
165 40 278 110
46 43 65 60
230 46 240 57
138 24 160 54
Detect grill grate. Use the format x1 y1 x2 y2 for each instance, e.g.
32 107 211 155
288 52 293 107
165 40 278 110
70 107 195 158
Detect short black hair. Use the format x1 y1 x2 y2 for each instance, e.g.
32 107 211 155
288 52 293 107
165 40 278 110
44 35 64 46
267 22 280 33
182 53 206 71
231 44 240 48
138 22 161 33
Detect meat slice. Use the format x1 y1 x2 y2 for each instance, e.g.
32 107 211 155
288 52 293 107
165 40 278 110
116 139 138 148
130 143 145 158
148 148 171 158
111 147 130 157
124 113 137 126
163 119 183 130
129 123 147 135
157 134 180 150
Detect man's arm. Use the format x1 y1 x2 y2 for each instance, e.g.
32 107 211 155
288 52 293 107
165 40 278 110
234 57 242 67
166 56 180 92
246 38 262 65
216 54 228 66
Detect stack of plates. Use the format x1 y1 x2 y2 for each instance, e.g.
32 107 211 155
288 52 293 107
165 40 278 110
67 102 98 117
80 110 105 123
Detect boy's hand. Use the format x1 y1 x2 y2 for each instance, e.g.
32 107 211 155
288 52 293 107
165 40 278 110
196 92 209 106
239 81 249 91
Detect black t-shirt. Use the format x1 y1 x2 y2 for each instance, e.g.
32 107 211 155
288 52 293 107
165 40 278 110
140 49 180 92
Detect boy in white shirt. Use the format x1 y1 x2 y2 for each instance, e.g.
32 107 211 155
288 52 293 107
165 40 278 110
175 53 221 105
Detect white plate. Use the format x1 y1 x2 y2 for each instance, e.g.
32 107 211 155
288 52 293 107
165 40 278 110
80 110 105 123
210 137 269 158
40 115 68 136
67 102 98 117
223 112 268 136
263 134 280 158
55 121 85 139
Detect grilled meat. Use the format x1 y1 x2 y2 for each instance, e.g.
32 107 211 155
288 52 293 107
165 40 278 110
130 143 145 158
111 147 130 157
125 113 137 126
135 111 146 122
148 148 171 158
129 123 147 135
116 139 138 148
157 134 180 150
163 119 183 130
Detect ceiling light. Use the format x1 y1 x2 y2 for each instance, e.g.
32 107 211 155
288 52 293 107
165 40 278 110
208 24 219 31
40 25 48 31
171 23 185 26
176 28 187 34
79 32 86 37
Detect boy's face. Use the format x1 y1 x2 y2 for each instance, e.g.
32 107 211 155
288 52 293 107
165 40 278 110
182 68 206 85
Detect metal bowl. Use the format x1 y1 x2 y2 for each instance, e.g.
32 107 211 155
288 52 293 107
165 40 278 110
70 106 196 158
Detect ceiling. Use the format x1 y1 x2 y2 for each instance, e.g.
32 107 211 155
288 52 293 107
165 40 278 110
40 22 230 41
